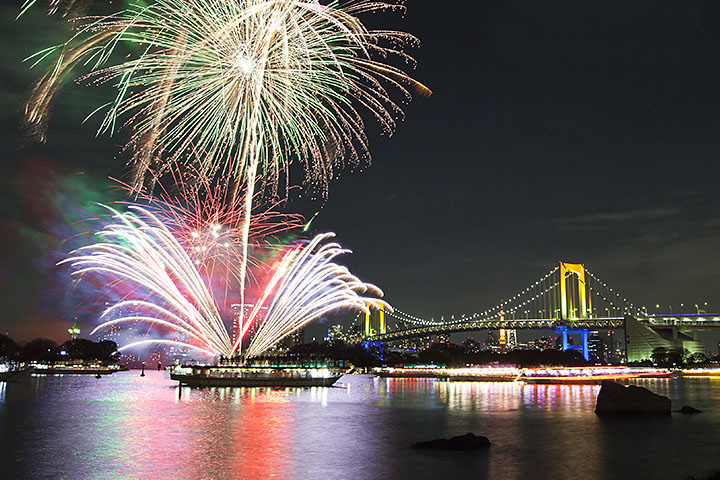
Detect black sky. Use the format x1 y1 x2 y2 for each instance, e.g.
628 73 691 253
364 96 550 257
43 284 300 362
2 1 720 342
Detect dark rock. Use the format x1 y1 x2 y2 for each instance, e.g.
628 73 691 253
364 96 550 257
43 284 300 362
678 405 702 414
411 433 491 450
595 380 671 414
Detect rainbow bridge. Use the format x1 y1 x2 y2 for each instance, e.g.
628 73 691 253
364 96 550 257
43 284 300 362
362 262 720 361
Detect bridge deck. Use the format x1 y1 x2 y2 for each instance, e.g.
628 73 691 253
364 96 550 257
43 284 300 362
365 317 625 342
364 314 720 342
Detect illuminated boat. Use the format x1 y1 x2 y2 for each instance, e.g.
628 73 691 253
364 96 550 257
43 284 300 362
373 365 676 384
520 366 674 384
374 365 448 379
170 364 344 388
30 363 124 375
680 368 720 377
373 365 521 382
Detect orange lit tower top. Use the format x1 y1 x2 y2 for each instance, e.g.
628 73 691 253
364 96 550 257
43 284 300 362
559 262 592 320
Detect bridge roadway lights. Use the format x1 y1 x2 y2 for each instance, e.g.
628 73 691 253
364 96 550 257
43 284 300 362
361 340 386 362
555 326 590 362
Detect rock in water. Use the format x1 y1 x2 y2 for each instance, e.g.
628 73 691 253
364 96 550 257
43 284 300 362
411 433 491 450
595 380 671 414
678 405 702 414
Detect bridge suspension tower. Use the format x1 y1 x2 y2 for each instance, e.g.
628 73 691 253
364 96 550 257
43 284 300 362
363 303 386 337
554 262 592 360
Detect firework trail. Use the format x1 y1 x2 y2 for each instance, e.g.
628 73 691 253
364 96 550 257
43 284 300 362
118 168 305 292
26 0 429 193
61 205 385 359
242 232 389 359
18 0 95 19
60 204 233 356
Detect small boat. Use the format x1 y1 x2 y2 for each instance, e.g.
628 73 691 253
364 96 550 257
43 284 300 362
171 364 344 388
30 363 123 375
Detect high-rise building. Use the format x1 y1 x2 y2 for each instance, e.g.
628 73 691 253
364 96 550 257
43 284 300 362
230 303 249 342
348 322 362 343
282 327 305 349
587 330 605 362
231 303 268 351
614 340 625 362
327 325 344 343
505 329 517 349
498 304 511 350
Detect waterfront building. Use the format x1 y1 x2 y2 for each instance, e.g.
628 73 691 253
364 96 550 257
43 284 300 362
625 316 704 362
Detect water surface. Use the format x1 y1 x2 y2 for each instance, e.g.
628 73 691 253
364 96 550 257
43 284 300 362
1 372 719 479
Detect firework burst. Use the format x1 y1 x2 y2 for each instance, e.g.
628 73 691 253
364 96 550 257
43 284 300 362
26 0 430 195
61 204 386 358
120 168 305 290
60 204 233 357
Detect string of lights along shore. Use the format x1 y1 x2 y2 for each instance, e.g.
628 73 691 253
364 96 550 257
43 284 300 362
22 0 429 358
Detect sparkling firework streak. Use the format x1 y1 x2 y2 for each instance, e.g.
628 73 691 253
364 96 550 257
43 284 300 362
242 232 390 359
60 204 234 357
28 0 428 333
121 170 305 290
26 0 430 195
18 0 95 19
61 205 385 359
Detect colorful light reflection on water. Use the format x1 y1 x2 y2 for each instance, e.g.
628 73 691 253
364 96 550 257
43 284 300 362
1 373 719 479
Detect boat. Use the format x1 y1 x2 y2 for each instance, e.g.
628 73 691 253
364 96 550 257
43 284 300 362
170 364 344 388
30 363 124 375
520 366 674 385
680 368 720 377
374 365 448 379
373 365 520 382
372 365 676 384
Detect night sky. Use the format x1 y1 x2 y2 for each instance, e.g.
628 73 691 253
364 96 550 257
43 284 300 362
2 1 720 345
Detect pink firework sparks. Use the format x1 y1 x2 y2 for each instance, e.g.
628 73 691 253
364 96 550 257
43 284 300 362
112 168 306 306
